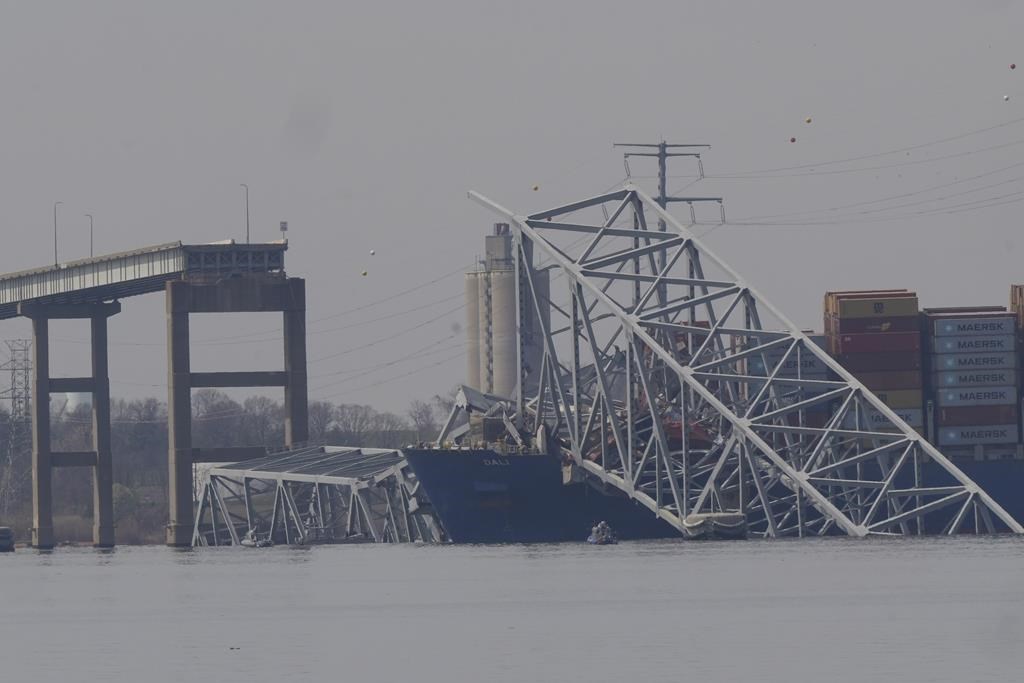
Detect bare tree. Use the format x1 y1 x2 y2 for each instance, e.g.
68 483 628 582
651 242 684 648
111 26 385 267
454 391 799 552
408 400 438 442
334 404 377 445
308 400 335 443
242 395 284 446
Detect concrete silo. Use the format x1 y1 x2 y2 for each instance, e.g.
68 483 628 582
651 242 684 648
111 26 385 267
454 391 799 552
464 223 549 399
464 272 482 391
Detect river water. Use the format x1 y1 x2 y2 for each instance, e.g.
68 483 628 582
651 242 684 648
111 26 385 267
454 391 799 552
2 537 1023 682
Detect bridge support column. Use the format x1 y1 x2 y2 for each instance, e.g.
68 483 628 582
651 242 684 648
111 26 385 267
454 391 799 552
19 301 121 549
30 317 52 549
165 276 308 547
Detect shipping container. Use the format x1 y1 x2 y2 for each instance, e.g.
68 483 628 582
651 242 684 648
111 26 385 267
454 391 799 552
835 351 921 373
923 306 1007 315
746 356 830 378
937 424 1019 446
936 385 1018 407
825 315 919 335
936 405 1018 427
824 289 909 316
871 389 924 409
930 315 1015 337
931 334 1016 354
830 331 920 354
933 369 1016 387
933 352 1016 371
856 370 923 390
841 408 924 430
1011 284 1024 325
836 297 919 320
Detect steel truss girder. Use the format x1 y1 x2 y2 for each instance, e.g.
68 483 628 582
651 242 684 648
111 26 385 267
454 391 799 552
191 448 447 546
469 184 1022 538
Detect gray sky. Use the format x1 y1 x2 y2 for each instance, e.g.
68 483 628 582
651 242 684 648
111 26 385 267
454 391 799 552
1 1 1022 412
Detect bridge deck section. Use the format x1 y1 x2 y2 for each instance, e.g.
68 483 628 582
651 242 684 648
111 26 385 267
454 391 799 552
0 241 287 319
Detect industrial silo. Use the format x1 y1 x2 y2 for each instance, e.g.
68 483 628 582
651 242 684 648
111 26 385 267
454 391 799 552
489 268 517 397
464 272 482 391
463 222 551 400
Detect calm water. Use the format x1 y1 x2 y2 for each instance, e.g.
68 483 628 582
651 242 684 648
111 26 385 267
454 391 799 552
2 537 1023 682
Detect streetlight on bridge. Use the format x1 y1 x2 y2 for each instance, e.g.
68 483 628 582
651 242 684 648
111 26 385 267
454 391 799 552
53 201 63 267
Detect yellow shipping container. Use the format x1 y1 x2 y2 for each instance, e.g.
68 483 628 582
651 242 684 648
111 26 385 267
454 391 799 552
869 389 924 409
837 297 919 319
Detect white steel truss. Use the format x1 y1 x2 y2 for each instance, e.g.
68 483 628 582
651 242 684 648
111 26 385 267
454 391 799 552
192 446 446 546
469 184 1022 538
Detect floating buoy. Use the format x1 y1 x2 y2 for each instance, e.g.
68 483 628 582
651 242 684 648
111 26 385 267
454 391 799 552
361 270 367 276
369 249 376 256
1005 95 1011 102
805 117 812 124
1012 63 1017 70
532 185 539 191
790 137 796 143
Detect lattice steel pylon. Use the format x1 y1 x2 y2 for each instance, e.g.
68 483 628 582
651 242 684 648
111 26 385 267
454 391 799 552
469 184 1023 537
0 339 32 517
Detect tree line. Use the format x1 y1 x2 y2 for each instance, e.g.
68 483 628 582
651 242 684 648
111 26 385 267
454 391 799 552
0 389 453 543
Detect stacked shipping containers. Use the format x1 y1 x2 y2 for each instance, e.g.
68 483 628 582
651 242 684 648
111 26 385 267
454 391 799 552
746 333 831 426
923 307 1020 451
824 290 924 432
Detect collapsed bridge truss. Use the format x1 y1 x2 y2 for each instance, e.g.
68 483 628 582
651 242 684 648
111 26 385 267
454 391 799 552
193 446 446 546
470 185 1023 538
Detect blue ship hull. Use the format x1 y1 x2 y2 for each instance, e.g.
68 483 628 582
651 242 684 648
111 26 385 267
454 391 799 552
402 449 677 543
932 459 1024 525
403 450 1024 541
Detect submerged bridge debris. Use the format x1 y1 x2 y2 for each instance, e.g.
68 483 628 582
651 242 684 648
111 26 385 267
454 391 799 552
467 183 1023 538
192 446 446 546
0 240 308 549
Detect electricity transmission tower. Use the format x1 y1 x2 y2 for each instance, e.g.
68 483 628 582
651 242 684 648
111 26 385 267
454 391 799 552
0 340 32 516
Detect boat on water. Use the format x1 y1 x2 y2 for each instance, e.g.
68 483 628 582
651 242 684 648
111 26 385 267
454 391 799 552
402 448 677 544
239 528 273 548
587 521 618 545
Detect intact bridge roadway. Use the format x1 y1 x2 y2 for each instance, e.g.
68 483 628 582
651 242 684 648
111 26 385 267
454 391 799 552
0 241 308 549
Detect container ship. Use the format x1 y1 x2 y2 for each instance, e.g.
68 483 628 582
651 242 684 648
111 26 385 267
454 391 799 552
402 448 676 543
824 289 1024 524
403 224 677 542
402 226 1024 542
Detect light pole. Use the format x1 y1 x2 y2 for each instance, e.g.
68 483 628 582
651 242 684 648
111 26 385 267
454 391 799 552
240 183 250 244
85 214 94 257
53 201 63 267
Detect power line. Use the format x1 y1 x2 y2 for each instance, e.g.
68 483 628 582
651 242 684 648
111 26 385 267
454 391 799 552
713 114 1024 178
735 158 1024 222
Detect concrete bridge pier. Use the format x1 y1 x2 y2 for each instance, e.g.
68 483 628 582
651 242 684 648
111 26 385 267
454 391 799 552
165 276 308 547
19 301 120 549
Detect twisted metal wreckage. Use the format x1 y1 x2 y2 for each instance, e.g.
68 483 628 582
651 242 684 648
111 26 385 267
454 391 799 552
192 446 445 546
195 180 1023 546
454 183 1022 538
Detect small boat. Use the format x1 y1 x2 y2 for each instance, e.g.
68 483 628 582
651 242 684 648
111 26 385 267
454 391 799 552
587 521 618 545
240 528 274 548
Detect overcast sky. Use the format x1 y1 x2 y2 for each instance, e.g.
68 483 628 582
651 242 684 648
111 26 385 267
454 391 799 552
1 1 1022 413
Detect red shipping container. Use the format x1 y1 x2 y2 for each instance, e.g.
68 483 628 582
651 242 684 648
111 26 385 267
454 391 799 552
835 351 921 373
856 370 923 390
830 332 921 354
937 405 1018 427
